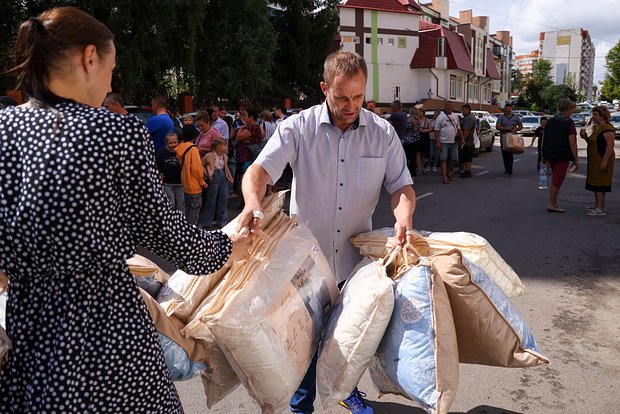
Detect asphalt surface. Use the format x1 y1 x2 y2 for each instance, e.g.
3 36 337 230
144 135 620 414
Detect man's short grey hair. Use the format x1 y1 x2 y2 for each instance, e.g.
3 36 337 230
323 50 368 86
104 92 123 106
558 97 576 112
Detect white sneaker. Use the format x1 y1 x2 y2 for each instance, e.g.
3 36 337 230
585 206 595 211
431 167 437 172
587 208 607 216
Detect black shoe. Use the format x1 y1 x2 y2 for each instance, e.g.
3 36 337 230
459 171 472 178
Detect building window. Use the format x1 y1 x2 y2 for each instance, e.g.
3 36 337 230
366 37 371 44
456 76 463 99
352 36 360 44
388 38 394 46
398 37 407 48
450 75 456 100
377 37 383 45
392 85 401 101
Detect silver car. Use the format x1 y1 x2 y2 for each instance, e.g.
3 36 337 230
610 113 620 138
519 116 541 136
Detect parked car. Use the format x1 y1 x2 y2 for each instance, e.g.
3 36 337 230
610 112 620 138
512 110 533 118
126 105 154 124
519 116 541 136
571 113 588 126
471 110 497 132
475 120 495 154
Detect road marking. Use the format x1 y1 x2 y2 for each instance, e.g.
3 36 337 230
476 170 489 176
514 158 521 162
416 192 433 201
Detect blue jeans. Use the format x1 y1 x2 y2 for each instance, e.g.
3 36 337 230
198 170 229 228
162 184 185 215
184 193 202 225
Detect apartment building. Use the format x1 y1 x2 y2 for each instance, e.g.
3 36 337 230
515 50 540 76
539 29 595 95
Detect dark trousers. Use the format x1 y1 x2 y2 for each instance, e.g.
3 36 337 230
500 135 514 173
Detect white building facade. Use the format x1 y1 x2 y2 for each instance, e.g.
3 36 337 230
539 29 595 95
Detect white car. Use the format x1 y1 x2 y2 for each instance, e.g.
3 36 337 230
471 110 497 132
610 112 620 138
519 116 541 136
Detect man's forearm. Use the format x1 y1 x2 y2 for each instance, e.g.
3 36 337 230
241 164 270 209
391 185 416 226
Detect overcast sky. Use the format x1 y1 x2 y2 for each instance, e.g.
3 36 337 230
448 0 620 85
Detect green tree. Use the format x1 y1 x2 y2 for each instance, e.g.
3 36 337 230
193 0 277 108
523 59 553 110
269 0 340 105
600 39 620 101
510 68 524 96
540 84 577 113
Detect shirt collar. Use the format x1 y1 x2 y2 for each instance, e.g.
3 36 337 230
320 101 365 131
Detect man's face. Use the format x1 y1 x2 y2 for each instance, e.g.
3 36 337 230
445 102 453 114
504 106 513 116
211 106 220 120
462 106 470 116
320 69 366 131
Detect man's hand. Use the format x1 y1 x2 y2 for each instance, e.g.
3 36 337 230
236 206 264 235
394 222 415 246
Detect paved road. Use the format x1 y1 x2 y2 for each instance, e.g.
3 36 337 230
146 137 620 413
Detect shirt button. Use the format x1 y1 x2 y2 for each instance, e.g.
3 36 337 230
339 183 343 186
335 249 339 253
338 207 342 210
340 159 344 162
337 229 341 233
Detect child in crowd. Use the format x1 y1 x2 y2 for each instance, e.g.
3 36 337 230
195 110 223 157
156 132 184 214
198 138 234 229
177 125 206 225
531 116 548 171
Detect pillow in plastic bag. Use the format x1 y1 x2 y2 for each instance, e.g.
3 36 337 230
351 228 527 298
370 258 458 414
156 191 287 323
208 216 339 413
140 288 209 381
431 250 549 367
317 257 394 406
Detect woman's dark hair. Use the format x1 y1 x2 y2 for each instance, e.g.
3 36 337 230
9 7 114 105
246 107 258 121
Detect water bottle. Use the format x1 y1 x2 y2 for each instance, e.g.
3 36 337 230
538 166 548 190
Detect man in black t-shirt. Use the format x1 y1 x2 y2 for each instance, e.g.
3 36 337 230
389 100 407 142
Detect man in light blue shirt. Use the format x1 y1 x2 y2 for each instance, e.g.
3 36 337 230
238 50 416 414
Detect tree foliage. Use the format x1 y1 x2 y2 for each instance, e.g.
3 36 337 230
600 39 620 101
522 59 553 110
0 0 339 109
540 84 577 113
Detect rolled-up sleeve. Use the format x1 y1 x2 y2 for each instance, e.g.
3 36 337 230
383 125 414 194
255 119 299 185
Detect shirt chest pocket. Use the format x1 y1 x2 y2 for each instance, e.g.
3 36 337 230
357 157 385 191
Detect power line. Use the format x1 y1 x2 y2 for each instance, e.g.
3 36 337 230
450 0 618 45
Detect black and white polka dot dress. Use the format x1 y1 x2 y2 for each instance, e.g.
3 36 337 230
0 102 232 413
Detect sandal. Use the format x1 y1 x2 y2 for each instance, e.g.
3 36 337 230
447 174 454 181
547 206 566 213
442 178 450 184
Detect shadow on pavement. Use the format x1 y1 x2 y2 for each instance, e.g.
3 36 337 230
369 401 522 414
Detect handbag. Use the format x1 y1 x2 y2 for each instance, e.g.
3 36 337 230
247 140 267 161
503 133 524 154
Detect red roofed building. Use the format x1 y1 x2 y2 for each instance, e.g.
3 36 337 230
337 0 512 112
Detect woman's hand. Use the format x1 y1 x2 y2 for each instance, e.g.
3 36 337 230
225 232 253 264
600 161 608 172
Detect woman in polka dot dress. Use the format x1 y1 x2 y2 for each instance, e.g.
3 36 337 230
0 7 244 413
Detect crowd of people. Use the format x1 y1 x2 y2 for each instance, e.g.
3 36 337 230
0 5 616 414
